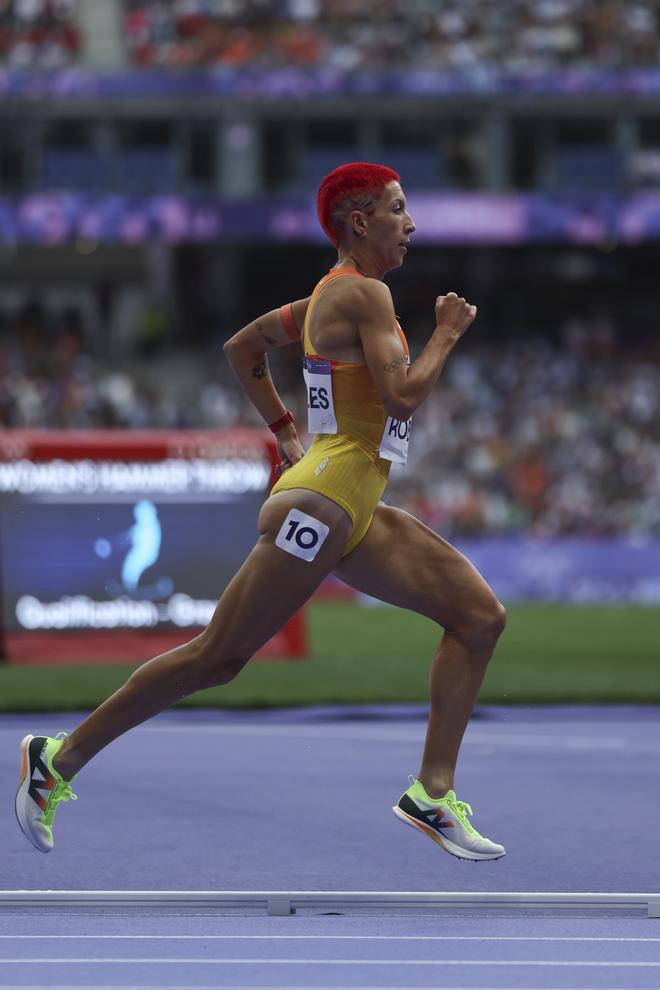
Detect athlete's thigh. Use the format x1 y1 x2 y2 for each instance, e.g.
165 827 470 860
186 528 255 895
198 488 352 659
334 503 497 627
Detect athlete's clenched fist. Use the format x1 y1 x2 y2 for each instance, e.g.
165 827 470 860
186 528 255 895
435 292 477 342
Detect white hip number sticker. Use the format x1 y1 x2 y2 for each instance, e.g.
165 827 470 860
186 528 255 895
275 508 330 562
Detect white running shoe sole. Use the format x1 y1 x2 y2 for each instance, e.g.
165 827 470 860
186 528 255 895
392 804 505 861
15 734 53 853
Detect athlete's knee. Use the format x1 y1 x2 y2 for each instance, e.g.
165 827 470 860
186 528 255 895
196 642 249 688
486 599 507 640
453 597 507 653
207 655 247 687
182 634 249 690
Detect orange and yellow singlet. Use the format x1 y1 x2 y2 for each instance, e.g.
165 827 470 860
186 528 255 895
271 269 411 556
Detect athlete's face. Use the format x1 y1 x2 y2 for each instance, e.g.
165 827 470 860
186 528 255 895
367 182 416 272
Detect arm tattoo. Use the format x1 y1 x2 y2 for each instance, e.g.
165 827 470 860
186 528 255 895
256 321 278 348
384 356 406 373
251 357 269 380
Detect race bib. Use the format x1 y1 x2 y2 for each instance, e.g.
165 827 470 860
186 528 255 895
303 356 337 434
379 351 412 466
379 414 412 466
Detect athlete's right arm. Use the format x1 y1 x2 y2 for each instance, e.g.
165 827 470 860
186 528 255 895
224 297 309 422
224 297 310 472
351 280 476 421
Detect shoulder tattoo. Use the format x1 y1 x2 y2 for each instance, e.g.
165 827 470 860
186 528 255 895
256 321 278 348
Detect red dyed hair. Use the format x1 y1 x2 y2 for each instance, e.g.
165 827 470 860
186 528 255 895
316 161 401 247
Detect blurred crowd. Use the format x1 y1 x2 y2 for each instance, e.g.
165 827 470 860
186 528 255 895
4 0 659 74
0 301 194 431
0 0 80 68
124 0 660 71
392 336 660 538
3 0 660 73
2 300 660 538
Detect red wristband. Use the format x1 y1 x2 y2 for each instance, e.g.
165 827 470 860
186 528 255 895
268 410 295 434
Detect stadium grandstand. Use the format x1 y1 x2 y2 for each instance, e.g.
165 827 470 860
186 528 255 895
5 2 660 73
123 1 660 72
0 0 660 533
0 3 659 567
0 0 80 68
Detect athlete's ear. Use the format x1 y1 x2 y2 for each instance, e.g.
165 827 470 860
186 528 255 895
350 210 368 238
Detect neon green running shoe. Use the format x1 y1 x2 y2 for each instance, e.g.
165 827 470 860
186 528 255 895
15 734 77 853
393 778 505 861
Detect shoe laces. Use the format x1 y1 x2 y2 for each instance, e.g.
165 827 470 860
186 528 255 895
42 732 77 827
445 795 479 836
42 778 77 827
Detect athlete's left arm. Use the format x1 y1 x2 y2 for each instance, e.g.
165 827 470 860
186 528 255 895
224 297 310 472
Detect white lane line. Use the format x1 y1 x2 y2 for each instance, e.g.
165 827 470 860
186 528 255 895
3 986 655 990
1 958 659 967
6 986 648 990
138 723 654 754
2 723 654 754
2 934 660 942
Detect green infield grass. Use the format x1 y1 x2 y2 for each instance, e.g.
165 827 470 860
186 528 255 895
0 602 658 712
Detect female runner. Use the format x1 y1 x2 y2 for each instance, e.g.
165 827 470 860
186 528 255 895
16 163 506 861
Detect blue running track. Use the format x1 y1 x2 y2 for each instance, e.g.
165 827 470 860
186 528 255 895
1 704 659 988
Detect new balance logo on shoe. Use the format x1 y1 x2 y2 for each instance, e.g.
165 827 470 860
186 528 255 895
398 793 455 832
26 741 56 811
